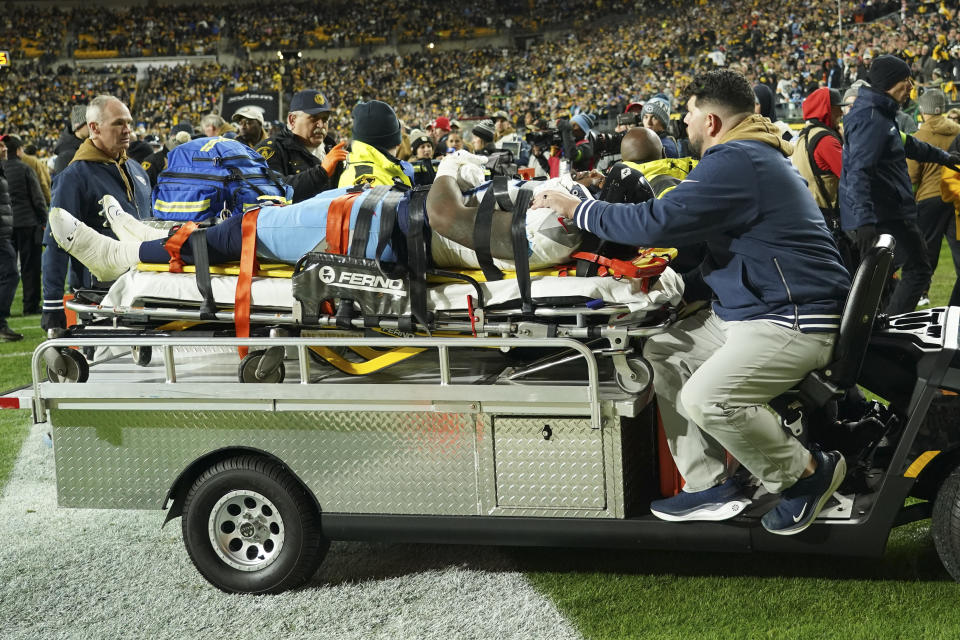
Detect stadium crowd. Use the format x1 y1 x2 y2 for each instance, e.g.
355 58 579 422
2 0 959 160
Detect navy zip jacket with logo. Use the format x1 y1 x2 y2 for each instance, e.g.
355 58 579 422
42 138 152 323
839 85 952 230
571 115 850 332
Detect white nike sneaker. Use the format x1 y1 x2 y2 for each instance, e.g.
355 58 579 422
99 194 168 242
48 207 141 282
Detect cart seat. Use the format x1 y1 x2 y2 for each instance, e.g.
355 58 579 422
794 234 896 408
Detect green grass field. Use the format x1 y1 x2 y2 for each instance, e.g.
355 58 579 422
2 243 960 640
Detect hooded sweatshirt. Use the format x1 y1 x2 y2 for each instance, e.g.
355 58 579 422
907 114 960 202
51 138 152 228
43 138 152 319
791 88 843 210
571 114 850 331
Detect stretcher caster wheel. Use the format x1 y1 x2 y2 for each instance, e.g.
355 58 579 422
131 345 152 367
43 347 89 383
238 348 286 383
614 356 652 394
181 455 328 594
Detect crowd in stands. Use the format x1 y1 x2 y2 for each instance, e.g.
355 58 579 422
1 0 959 160
70 5 224 58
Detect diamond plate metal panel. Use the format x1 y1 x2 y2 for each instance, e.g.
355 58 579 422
51 409 480 515
492 417 606 510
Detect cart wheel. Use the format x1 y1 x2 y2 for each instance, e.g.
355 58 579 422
932 464 960 581
615 356 653 394
181 455 328 594
131 345 152 367
45 348 89 383
238 349 285 383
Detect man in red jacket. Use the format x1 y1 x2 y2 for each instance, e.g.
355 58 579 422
790 87 853 267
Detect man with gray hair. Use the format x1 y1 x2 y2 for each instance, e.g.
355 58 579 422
200 113 231 138
909 89 960 306
255 90 346 202
53 104 90 175
41 95 152 330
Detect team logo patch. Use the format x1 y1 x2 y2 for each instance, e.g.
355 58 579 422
142 161 151 171
257 146 274 160
314 93 326 106
319 266 336 283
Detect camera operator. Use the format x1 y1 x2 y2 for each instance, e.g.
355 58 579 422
641 98 680 158
559 113 597 172
409 130 436 186
525 120 561 178
614 102 644 133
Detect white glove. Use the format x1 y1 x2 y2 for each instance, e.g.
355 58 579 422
436 150 488 190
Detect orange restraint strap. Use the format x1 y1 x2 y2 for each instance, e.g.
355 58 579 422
164 222 199 273
235 208 260 359
326 191 361 256
570 251 667 278
319 191 361 316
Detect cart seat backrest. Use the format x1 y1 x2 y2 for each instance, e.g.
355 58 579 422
824 233 895 388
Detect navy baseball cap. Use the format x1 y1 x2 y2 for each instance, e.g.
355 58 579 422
289 90 333 115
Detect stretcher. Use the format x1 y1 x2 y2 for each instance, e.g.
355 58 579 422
59 247 683 390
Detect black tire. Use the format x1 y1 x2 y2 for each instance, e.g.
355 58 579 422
932 464 960 581
131 345 152 367
46 348 89 383
181 455 327 593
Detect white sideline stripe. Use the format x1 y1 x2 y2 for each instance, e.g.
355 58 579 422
0 351 32 358
0 421 584 640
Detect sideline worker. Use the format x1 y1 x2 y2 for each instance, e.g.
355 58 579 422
256 90 347 203
533 69 852 536
41 94 151 330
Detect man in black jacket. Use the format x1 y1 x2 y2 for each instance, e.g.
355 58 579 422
52 105 90 176
256 90 347 202
0 135 46 316
0 140 23 341
839 54 960 314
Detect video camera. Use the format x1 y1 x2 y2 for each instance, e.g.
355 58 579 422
592 131 625 158
485 150 517 178
525 129 562 149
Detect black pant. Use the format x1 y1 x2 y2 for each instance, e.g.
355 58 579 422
12 225 42 313
856 218 931 315
0 236 17 327
917 196 960 306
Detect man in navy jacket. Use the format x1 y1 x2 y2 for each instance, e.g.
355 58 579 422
42 95 152 329
839 54 960 314
534 69 851 536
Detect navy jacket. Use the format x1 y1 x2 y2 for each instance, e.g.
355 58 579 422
839 85 951 230
43 139 152 321
571 115 850 332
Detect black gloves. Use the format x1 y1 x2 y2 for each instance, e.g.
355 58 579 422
946 151 960 172
854 223 879 258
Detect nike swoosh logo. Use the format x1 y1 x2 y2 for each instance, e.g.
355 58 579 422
792 504 808 523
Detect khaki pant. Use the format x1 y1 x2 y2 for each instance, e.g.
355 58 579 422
643 309 835 493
